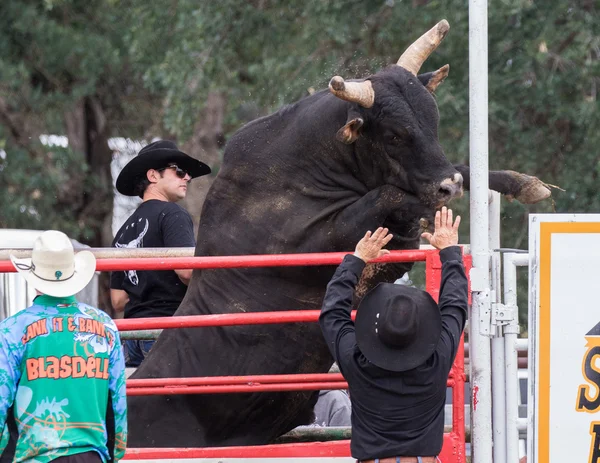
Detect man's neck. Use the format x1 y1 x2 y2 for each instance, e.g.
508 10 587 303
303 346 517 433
143 189 170 202
34 294 78 305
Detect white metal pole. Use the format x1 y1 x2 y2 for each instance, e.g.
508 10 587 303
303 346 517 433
504 252 528 462
489 192 506 463
468 0 493 460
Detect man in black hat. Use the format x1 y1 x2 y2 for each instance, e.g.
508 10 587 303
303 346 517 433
110 140 211 367
319 207 467 463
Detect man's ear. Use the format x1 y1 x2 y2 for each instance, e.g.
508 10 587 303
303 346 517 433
336 117 364 144
147 169 159 183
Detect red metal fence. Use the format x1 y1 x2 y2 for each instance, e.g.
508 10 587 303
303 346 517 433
0 249 470 462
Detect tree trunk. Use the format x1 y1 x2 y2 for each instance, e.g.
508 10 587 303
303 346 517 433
64 96 115 314
63 96 114 247
180 92 225 234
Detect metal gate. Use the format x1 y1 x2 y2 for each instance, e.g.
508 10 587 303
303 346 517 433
0 248 469 462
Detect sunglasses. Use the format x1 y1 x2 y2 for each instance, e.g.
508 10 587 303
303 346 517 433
158 164 190 179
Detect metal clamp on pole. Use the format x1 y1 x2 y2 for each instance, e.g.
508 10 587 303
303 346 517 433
491 303 517 327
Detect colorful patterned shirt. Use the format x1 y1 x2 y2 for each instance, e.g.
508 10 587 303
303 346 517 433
0 295 127 463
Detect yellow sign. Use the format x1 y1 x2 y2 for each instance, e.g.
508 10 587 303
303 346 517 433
534 219 600 462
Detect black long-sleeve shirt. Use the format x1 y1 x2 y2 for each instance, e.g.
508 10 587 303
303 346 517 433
319 246 468 460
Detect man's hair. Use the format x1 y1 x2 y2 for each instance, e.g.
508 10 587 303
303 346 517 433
133 178 150 199
132 169 166 199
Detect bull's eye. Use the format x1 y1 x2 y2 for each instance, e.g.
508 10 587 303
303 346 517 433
387 135 404 146
389 135 412 149
389 129 412 146
384 126 413 148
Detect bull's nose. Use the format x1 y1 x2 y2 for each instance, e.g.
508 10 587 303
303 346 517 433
438 173 464 199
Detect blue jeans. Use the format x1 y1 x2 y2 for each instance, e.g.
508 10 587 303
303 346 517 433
124 340 155 367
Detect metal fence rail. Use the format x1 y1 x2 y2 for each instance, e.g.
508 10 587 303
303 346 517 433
0 248 469 462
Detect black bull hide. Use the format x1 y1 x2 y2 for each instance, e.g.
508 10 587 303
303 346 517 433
128 48 550 449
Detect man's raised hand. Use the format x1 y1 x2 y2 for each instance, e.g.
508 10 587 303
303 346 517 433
354 227 394 263
421 207 461 250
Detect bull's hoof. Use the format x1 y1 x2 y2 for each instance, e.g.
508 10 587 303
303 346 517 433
509 172 554 204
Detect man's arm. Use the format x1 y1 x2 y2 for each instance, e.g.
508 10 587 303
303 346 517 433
108 329 128 461
110 270 128 313
319 255 365 365
174 269 192 285
319 228 393 368
110 289 129 314
436 246 469 369
0 332 21 455
161 205 195 285
421 207 467 370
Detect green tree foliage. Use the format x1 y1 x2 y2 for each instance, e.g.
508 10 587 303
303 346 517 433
0 140 92 237
0 0 157 243
121 0 597 229
120 0 597 324
0 0 597 319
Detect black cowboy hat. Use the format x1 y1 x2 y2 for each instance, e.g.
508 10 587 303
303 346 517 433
355 283 442 372
116 140 211 196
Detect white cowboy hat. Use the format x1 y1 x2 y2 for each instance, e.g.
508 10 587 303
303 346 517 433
10 230 96 298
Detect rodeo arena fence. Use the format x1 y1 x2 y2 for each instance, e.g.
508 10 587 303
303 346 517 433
0 245 472 463
6 212 599 463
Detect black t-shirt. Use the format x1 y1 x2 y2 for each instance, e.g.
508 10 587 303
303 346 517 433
110 200 195 318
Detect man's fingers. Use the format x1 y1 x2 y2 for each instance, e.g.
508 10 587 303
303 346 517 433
363 230 372 240
453 215 461 230
369 227 382 240
434 210 441 231
447 208 453 227
379 249 391 256
382 233 393 245
421 232 432 242
373 227 388 239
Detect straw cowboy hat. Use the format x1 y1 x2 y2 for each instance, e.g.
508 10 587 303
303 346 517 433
355 283 442 372
10 230 96 298
116 140 211 196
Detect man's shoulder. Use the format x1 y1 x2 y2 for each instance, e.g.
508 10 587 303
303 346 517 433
161 201 191 216
76 303 119 331
121 199 180 219
119 200 190 221
113 206 145 240
159 202 193 226
140 200 191 219
318 389 351 408
0 305 44 337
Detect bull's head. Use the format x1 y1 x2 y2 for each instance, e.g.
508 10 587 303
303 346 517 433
329 20 463 208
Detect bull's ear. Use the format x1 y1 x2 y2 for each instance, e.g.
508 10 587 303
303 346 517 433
336 118 364 144
418 64 450 93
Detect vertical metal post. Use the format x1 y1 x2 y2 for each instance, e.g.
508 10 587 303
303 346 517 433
504 252 528 462
489 192 506 462
469 0 493 460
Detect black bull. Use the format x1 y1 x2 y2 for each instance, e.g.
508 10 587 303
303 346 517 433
128 21 550 447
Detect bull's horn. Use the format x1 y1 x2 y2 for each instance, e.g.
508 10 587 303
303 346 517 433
397 20 450 76
329 76 374 108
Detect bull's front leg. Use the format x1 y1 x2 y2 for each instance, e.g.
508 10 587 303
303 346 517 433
329 185 429 300
328 185 428 252
454 165 552 204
